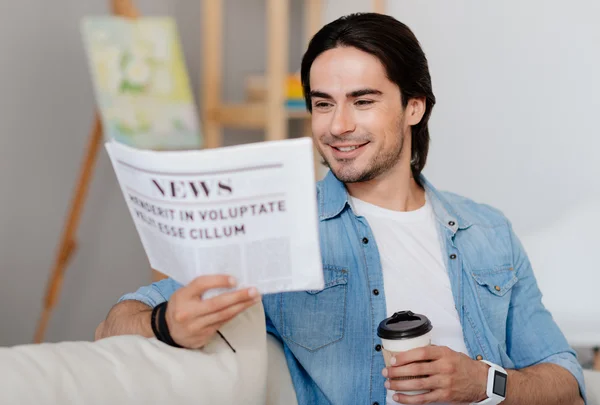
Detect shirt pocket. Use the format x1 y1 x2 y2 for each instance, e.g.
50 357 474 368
280 265 348 352
470 266 519 345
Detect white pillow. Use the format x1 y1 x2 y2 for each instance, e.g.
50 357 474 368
0 302 267 405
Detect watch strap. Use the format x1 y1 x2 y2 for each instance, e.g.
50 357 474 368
471 360 507 405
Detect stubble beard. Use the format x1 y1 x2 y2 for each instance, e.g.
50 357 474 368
318 123 407 184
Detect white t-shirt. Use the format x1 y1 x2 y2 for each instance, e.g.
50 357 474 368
349 196 469 405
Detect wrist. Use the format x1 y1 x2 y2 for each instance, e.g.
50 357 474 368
151 301 184 348
472 360 508 405
139 308 154 337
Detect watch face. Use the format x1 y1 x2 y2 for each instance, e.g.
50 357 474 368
492 370 507 397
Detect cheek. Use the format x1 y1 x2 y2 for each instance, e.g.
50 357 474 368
311 115 329 140
372 108 403 141
355 110 387 138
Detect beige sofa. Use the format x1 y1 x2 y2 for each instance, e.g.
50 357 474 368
0 303 285 405
0 302 596 404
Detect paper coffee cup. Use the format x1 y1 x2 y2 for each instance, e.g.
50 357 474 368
377 310 433 396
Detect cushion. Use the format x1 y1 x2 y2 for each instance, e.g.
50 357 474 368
0 302 267 405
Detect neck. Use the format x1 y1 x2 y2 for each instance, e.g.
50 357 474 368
345 163 425 212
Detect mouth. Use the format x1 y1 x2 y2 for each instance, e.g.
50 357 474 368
329 142 369 159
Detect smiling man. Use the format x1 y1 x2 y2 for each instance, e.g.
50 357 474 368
96 13 586 405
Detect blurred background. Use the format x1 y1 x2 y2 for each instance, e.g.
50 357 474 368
0 0 597 370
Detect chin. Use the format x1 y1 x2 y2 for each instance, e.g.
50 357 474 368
328 164 372 183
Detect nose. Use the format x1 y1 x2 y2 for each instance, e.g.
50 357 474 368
329 105 355 137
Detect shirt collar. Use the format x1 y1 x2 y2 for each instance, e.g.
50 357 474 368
318 170 472 232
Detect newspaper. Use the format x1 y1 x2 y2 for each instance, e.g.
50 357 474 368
105 137 324 297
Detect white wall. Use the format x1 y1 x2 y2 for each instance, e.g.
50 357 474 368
323 0 377 24
386 0 600 236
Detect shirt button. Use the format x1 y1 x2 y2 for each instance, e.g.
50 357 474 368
373 289 379 296
476 355 483 360
375 344 382 351
362 237 369 244
450 254 457 259
373 402 380 405
448 221 456 226
494 285 501 291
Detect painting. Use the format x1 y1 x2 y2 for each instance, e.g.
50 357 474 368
82 17 202 150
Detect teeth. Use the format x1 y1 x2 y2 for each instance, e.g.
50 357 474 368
336 146 359 152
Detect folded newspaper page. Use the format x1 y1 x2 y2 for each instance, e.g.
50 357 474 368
105 137 324 297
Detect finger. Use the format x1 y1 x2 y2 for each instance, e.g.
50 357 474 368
172 286 259 323
385 360 436 379
392 345 446 367
185 324 221 350
177 286 258 321
203 296 261 328
182 275 237 299
198 286 259 316
189 296 261 332
391 389 441 404
386 374 446 393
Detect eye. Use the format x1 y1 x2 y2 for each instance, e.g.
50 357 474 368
314 101 333 110
355 99 374 107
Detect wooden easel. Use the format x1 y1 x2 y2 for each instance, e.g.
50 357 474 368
33 0 142 344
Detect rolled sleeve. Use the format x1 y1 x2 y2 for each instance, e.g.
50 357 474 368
506 223 587 403
117 278 183 308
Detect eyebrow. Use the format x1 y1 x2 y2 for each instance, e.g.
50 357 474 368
309 88 383 100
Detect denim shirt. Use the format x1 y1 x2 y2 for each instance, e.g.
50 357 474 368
119 171 586 405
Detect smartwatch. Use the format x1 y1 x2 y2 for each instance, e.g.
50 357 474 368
472 360 507 405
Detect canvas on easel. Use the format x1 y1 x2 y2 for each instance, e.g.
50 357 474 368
81 16 202 150
33 0 199 344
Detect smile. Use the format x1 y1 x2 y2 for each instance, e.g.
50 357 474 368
335 145 360 151
331 142 368 151
329 142 369 158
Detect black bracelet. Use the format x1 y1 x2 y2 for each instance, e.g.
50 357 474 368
152 302 183 348
160 303 183 348
155 303 169 343
150 303 161 340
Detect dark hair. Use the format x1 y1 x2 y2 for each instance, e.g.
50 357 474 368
301 13 436 183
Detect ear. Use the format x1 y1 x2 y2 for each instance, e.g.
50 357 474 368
405 97 426 126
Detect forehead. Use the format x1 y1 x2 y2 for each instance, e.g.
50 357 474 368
309 46 392 94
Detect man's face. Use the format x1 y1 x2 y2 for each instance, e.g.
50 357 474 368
309 46 409 183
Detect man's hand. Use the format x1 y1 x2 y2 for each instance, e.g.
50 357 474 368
382 345 488 404
165 275 261 349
